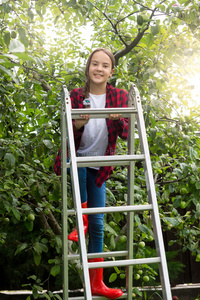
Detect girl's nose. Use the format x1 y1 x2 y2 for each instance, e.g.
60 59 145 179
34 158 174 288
97 64 103 71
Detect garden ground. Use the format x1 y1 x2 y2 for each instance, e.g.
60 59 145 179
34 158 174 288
0 284 200 300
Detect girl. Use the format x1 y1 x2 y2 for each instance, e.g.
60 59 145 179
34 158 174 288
54 48 129 299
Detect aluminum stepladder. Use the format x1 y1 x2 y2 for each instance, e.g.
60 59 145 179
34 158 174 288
61 84 172 300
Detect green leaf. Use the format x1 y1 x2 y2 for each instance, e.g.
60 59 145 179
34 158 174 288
3 32 10 46
145 33 154 47
9 40 25 53
0 65 19 84
195 182 200 190
174 168 183 178
33 242 42 255
42 293 51 300
50 264 60 277
43 139 54 149
13 53 36 62
17 27 29 47
135 214 141 225
151 25 160 36
150 128 157 139
4 152 16 167
38 184 46 196
110 234 116 250
189 147 198 159
137 15 143 26
54 294 63 300
33 56 43 67
33 251 41 266
15 243 28 255
28 275 37 281
55 236 62 248
109 272 117 283
104 223 118 236
12 207 21 220
25 220 34 231
173 197 181 208
169 184 174 193
28 9 34 20
164 217 181 227
66 21 72 30
106 187 116 201
33 287 39 299
3 201 11 212
138 224 153 236
39 243 48 253
86 1 93 11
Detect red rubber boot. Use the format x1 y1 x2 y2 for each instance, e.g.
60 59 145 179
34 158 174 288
88 258 123 299
68 202 88 242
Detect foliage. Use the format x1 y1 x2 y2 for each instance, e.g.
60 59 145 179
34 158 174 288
0 0 200 293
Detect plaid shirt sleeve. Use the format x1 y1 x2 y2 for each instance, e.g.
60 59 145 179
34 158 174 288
54 149 61 175
110 88 129 140
54 88 84 175
70 88 85 150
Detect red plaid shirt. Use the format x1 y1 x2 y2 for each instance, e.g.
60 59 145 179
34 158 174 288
54 83 129 187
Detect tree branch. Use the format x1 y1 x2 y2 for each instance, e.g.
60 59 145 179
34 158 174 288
47 210 62 235
32 72 51 91
37 210 53 233
156 175 190 185
114 0 168 65
132 1 153 12
114 30 146 65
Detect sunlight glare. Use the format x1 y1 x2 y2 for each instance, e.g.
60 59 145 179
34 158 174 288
188 72 200 106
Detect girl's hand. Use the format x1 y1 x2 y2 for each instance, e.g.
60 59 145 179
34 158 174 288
75 115 90 130
109 114 122 120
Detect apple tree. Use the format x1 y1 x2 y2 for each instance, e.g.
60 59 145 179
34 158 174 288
0 0 200 293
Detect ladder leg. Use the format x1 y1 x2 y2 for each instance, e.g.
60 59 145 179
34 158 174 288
61 102 69 300
126 100 135 299
132 84 172 300
63 86 92 299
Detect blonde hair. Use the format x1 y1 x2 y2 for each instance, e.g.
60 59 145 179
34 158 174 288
82 48 115 98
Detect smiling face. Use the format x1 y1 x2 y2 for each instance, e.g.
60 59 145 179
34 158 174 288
88 50 114 90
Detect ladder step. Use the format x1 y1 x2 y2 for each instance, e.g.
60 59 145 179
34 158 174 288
69 293 128 300
67 204 153 215
68 251 128 261
71 107 137 119
88 257 161 269
66 154 145 168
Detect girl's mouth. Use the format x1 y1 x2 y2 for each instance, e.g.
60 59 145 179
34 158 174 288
94 73 102 77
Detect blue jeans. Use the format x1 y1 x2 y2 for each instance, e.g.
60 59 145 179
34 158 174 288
76 167 105 253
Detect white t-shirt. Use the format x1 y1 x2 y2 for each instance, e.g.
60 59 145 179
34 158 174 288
76 93 108 161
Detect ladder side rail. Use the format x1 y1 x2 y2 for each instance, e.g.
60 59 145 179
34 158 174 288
63 86 92 300
132 85 172 300
61 98 69 300
126 91 136 300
